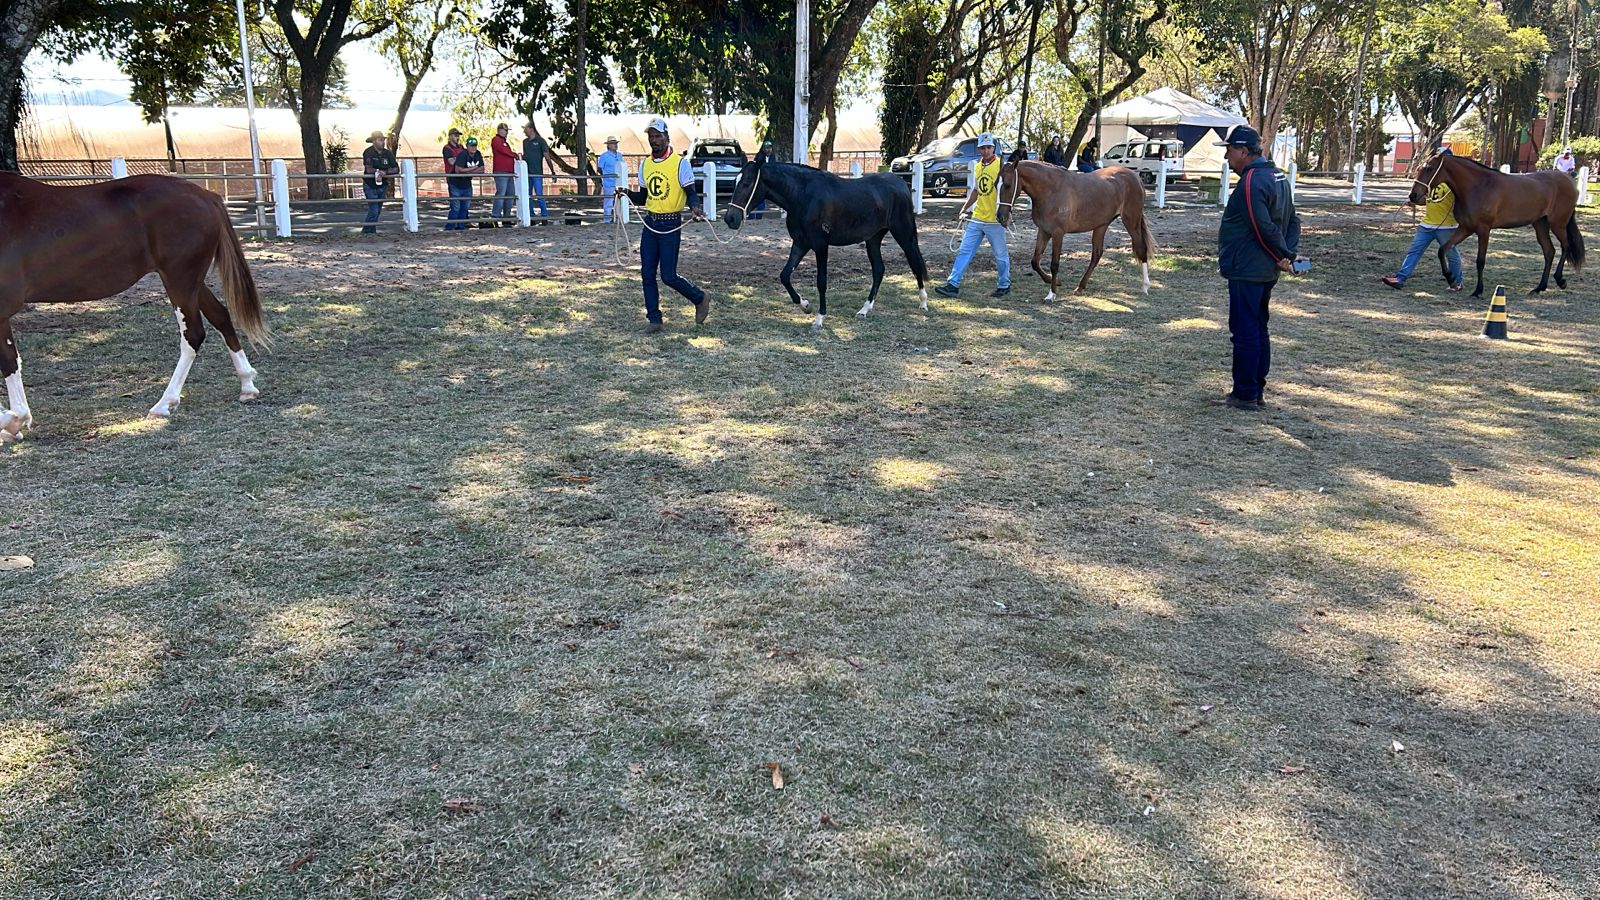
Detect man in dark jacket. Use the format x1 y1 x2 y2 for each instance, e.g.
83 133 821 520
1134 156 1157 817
1213 125 1303 410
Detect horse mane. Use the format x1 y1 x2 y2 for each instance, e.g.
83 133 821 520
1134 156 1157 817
1442 154 1498 173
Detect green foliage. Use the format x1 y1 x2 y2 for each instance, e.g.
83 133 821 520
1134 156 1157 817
879 1 941 159
326 124 351 172
1536 135 1600 167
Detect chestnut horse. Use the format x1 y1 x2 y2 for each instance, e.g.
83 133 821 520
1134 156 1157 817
996 161 1155 300
1410 153 1585 297
0 173 267 441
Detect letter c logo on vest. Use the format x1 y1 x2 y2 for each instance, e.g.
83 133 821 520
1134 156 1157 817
978 173 994 195
647 173 669 199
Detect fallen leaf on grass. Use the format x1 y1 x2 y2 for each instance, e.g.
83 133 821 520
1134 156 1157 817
287 851 316 872
178 699 192 715
442 798 482 814
1298 623 1312 634
203 724 221 739
556 474 595 483
1198 704 1213 713
766 762 785 790
1391 740 1406 754
765 648 800 659
628 764 644 775
842 657 864 669
0 556 34 571
819 814 840 829
659 508 684 520
1279 765 1308 775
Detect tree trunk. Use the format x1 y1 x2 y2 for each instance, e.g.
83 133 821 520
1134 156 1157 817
803 0 877 146
818 98 838 170
574 0 588 196
0 0 67 171
299 75 329 200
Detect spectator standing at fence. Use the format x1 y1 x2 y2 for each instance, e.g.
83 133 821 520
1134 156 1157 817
616 116 711 334
933 132 1010 300
598 136 623 223
441 129 465 230
490 123 520 225
1555 146 1576 178
450 136 485 230
522 124 550 219
1211 125 1303 411
1077 137 1100 172
1382 147 1463 292
361 131 399 234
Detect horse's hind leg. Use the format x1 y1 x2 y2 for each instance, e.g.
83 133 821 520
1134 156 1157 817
150 277 206 418
859 232 887 318
0 318 32 441
1531 219 1555 293
1551 213 1573 288
888 216 929 310
780 241 810 309
196 285 260 401
1078 226 1108 293
812 244 830 329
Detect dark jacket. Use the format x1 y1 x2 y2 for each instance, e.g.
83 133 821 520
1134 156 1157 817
1218 156 1300 283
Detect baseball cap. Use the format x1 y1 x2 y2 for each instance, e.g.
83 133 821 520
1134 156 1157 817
448 128 461 136
1214 125 1262 150
976 132 995 148
465 136 478 146
647 116 669 134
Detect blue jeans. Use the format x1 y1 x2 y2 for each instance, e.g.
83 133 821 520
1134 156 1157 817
1395 226 1463 285
639 217 704 323
602 178 616 222
362 182 385 233
1228 279 1273 402
528 174 548 217
947 220 1010 289
492 173 514 218
446 182 472 230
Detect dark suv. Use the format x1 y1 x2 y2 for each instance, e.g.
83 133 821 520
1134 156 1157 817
889 135 1015 196
687 138 748 190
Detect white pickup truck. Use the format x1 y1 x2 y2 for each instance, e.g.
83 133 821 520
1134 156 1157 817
1101 139 1186 185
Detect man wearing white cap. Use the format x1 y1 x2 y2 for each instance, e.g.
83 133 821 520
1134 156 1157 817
616 116 711 334
934 132 1010 299
598 136 624 224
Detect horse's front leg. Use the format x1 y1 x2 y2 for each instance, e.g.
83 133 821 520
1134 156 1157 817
1030 230 1051 301
0 318 32 441
1472 229 1490 298
779 241 810 309
812 244 830 329
1048 235 1064 301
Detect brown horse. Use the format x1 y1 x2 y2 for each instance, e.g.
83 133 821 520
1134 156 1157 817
0 173 268 441
1410 153 1585 297
996 161 1155 300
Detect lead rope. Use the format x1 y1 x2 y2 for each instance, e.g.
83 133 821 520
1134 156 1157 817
613 195 737 267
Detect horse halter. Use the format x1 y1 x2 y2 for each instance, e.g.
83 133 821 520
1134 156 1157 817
996 162 1025 220
727 163 764 215
1412 151 1447 198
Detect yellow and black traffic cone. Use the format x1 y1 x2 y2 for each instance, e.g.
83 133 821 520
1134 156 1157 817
1481 285 1509 340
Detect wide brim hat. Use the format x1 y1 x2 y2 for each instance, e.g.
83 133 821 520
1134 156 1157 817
365 130 387 143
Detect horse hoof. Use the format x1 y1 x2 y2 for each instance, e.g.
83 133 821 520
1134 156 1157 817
148 405 173 419
0 412 24 438
811 315 824 330
239 390 260 403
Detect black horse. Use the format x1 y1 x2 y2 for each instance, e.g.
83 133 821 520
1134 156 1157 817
723 157 929 328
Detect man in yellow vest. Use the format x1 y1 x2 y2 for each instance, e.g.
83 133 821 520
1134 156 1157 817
616 116 712 334
934 132 1011 298
1384 147 1464 291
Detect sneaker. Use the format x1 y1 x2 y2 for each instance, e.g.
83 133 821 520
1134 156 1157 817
934 283 961 298
991 286 1011 298
1382 275 1403 289
695 293 712 324
644 321 664 335
1449 282 1464 292
1207 394 1261 411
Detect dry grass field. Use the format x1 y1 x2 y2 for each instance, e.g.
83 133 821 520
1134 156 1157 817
1 203 1597 898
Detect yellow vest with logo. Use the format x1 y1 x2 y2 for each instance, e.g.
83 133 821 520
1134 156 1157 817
1421 182 1457 228
642 154 688 214
972 157 1002 223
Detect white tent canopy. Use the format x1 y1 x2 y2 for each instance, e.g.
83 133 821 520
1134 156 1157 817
1098 87 1247 129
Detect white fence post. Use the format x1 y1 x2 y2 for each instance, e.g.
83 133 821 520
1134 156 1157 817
1219 161 1231 208
1353 162 1365 205
1287 161 1298 198
514 159 531 227
270 158 292 238
620 162 632 224
912 160 925 214
1499 164 1511 174
850 160 862 178
1155 158 1167 208
1580 166 1592 205
111 157 128 179
970 159 979 197
702 161 717 219
400 159 419 233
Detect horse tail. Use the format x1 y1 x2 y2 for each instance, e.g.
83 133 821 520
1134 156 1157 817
211 196 271 347
1567 215 1586 272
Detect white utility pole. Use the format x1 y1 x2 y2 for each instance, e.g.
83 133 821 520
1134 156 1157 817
234 0 266 233
793 0 810 164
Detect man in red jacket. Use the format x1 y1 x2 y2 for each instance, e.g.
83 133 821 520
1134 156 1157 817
489 122 520 226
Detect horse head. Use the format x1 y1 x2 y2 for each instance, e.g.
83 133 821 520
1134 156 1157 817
996 162 1023 229
1410 153 1447 205
723 153 769 230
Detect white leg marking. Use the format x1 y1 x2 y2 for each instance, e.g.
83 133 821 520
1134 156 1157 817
812 313 825 330
1142 262 1151 294
1 367 30 439
150 310 197 418
1043 290 1056 302
230 349 260 402
919 287 929 311
800 297 811 312
856 300 874 318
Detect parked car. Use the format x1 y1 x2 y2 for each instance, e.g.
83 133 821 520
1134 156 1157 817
687 138 748 190
1100 139 1186 184
889 135 1015 197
